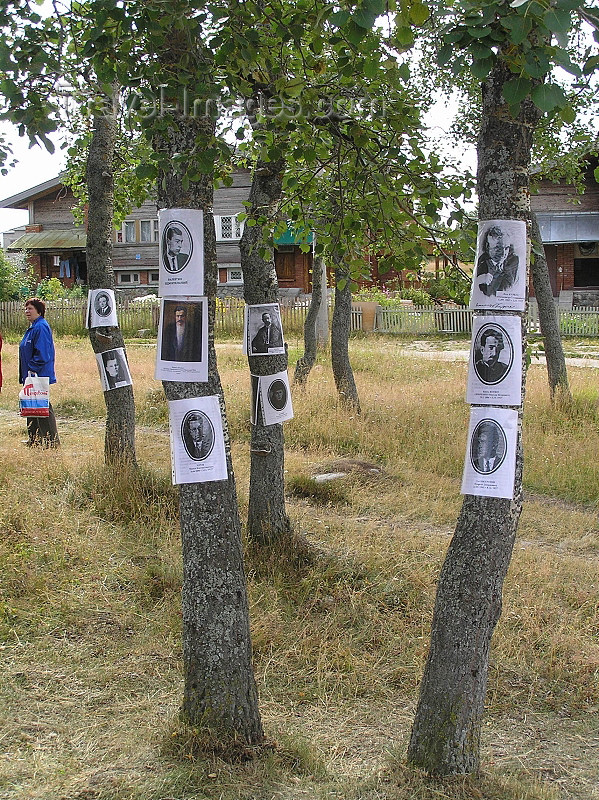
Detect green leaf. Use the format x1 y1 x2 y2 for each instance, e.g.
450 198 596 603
437 43 453 66
531 82 567 112
583 55 599 74
409 2 430 25
502 76 532 105
471 56 494 79
595 166 599 183
543 8 572 33
353 8 377 29
559 104 576 123
510 0 530 6
329 10 350 26
502 15 532 44
135 162 158 180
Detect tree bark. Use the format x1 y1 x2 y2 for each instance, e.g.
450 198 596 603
407 59 542 775
331 262 360 412
85 92 136 465
155 111 263 745
294 255 325 387
530 212 571 404
239 156 291 544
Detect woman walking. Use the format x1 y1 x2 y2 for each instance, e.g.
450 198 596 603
19 298 60 447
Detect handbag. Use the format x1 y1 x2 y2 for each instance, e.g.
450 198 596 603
19 374 50 417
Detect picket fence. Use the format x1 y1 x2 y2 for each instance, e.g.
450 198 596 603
3 298 599 338
377 304 599 337
0 297 355 339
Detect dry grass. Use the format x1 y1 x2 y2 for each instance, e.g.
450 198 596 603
0 336 598 800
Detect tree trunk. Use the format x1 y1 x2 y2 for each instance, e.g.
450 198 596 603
407 59 542 775
331 263 360 412
530 212 571 404
155 112 263 745
85 92 136 465
294 255 325 386
239 156 291 544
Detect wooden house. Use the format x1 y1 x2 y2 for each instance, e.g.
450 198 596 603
531 157 599 306
0 171 313 297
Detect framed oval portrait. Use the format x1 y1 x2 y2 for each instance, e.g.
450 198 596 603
267 379 287 411
162 220 193 273
473 323 513 385
470 419 507 475
181 410 215 461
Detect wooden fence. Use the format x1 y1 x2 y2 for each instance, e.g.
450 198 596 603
4 298 598 338
0 297 357 339
378 304 599 337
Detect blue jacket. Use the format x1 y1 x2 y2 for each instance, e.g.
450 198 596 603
19 316 57 384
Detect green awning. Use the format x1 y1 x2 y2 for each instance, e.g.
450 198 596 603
274 226 313 246
7 230 87 251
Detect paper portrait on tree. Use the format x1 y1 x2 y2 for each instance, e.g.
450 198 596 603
243 303 286 356
86 289 118 329
168 396 228 485
155 297 208 382
469 220 527 311
466 316 522 406
159 208 204 297
96 347 132 391
461 407 518 499
251 370 294 425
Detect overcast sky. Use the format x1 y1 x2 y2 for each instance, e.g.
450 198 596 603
0 122 66 233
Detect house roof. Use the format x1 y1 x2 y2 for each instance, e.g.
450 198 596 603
7 229 86 251
0 174 66 210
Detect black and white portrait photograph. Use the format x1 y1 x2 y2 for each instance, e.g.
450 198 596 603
155 298 208 382
244 303 285 356
87 288 118 329
168 396 227 485
470 219 527 311
466 316 522 405
158 208 204 296
96 347 132 391
461 407 517 499
181 410 214 461
257 371 294 425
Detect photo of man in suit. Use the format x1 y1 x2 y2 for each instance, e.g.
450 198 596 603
95 292 112 317
475 224 520 297
161 304 199 362
471 421 505 474
251 311 284 354
163 224 191 272
101 349 131 390
181 411 214 461
474 327 510 384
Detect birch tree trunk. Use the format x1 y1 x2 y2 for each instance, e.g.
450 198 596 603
85 93 136 464
239 155 291 544
407 59 541 775
294 255 325 387
530 212 571 404
331 262 360 412
155 111 263 744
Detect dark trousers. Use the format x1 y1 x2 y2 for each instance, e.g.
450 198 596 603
27 403 60 446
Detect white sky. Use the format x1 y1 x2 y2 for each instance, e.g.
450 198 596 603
0 123 66 233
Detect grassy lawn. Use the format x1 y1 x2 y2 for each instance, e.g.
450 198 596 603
0 335 597 800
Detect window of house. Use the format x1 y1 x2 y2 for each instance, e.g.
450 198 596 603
227 266 243 284
118 272 140 284
123 221 136 243
140 219 159 243
149 272 159 283
216 214 243 241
